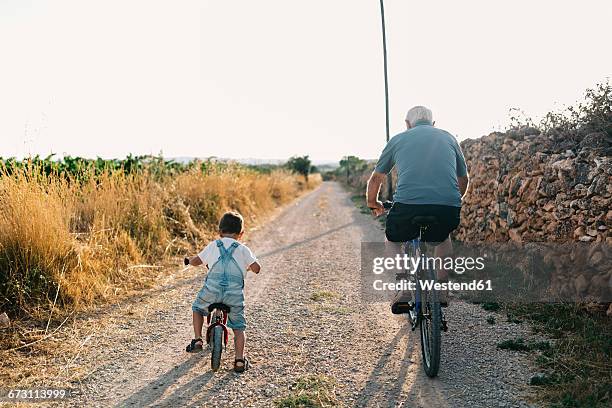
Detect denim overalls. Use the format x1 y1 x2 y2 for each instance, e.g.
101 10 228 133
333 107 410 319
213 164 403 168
192 240 247 330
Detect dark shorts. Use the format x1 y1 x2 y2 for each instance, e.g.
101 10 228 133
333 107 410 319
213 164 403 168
385 203 461 244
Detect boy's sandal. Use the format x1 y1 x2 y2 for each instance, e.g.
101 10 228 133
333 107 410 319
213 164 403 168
234 357 250 373
186 338 203 352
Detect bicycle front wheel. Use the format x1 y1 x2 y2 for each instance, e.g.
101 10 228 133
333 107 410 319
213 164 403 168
419 268 441 377
211 325 223 372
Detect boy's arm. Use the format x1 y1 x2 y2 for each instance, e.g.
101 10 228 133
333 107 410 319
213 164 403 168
186 243 212 268
241 244 260 274
187 255 203 267
248 261 261 274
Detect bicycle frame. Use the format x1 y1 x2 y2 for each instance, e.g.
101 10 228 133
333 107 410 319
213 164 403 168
405 234 424 328
206 307 230 348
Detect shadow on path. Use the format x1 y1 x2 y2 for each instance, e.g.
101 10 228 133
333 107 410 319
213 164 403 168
257 222 354 260
354 326 413 408
116 354 204 407
153 370 233 407
183 371 236 408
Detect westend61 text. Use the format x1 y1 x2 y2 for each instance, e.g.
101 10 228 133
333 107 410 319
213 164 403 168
373 279 493 292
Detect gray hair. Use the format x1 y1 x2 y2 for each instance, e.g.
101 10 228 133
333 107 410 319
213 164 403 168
405 106 433 126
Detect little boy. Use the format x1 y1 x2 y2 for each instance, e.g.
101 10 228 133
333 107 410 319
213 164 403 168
184 211 261 373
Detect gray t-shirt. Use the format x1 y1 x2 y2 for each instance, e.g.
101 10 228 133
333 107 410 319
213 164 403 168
374 122 467 207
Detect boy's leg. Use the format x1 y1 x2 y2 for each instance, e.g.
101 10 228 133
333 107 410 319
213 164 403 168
193 311 205 339
233 329 245 360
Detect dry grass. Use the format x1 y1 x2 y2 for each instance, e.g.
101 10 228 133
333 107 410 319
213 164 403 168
275 374 341 407
0 164 320 317
0 164 320 388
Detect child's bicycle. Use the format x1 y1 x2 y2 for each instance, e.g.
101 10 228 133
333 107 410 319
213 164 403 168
183 257 231 371
382 201 448 377
206 303 231 371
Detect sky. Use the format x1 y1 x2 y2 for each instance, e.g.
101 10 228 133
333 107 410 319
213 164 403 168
1 0 610 163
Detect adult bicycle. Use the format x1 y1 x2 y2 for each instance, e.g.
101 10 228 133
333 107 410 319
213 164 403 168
382 201 447 377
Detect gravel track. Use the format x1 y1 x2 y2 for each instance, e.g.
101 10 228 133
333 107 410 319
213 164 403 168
67 181 541 407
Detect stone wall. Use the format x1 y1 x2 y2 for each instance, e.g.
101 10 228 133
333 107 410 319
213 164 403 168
455 126 611 305
456 127 611 245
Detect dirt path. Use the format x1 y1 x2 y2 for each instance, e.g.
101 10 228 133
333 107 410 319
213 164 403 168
69 182 539 407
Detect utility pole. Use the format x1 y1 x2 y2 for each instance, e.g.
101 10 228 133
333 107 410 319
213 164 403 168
379 0 393 200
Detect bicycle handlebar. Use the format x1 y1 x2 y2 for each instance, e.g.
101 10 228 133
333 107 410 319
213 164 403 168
367 200 393 215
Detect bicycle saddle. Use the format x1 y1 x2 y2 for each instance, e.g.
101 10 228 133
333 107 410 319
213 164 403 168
208 303 231 312
411 216 439 227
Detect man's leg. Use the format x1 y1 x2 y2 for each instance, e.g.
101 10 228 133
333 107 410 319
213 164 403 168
384 238 403 264
433 236 453 280
433 236 453 305
386 238 413 313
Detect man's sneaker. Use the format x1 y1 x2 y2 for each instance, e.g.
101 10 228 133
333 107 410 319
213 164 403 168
391 290 413 314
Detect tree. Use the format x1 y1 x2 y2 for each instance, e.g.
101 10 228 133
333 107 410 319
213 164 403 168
286 155 312 182
339 155 367 183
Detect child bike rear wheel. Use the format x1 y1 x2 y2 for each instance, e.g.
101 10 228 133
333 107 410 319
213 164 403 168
211 325 223 371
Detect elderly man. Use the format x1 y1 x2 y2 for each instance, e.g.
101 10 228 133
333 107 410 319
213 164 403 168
366 106 469 310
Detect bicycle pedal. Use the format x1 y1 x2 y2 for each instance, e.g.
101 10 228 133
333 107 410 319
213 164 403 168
391 302 413 315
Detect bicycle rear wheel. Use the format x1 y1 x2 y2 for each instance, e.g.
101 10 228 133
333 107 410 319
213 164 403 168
419 268 441 377
211 325 223 372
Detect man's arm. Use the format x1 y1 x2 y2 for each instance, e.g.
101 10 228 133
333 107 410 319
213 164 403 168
454 138 469 199
458 175 469 198
368 137 395 216
366 171 386 216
